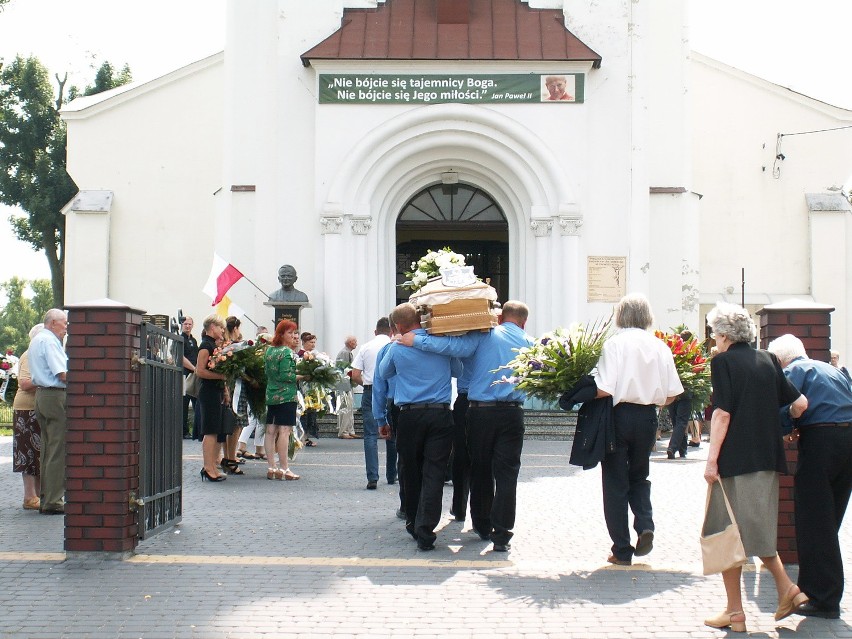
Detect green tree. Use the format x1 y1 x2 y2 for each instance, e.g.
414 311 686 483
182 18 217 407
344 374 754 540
0 277 53 355
0 56 76 305
0 56 131 306
84 61 132 96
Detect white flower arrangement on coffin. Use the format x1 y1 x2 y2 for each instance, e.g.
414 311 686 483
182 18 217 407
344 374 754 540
404 248 500 335
402 247 467 293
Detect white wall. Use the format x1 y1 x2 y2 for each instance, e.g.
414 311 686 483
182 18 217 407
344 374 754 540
63 55 225 324
692 54 852 352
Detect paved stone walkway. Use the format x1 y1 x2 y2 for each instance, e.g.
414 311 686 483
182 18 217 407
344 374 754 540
0 433 850 638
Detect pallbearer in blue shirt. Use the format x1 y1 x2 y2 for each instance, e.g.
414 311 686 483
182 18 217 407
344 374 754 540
375 303 462 551
399 301 534 552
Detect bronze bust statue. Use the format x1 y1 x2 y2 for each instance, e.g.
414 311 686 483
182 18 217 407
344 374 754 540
269 264 309 303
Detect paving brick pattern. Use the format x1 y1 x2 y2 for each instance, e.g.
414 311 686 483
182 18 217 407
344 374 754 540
0 434 849 638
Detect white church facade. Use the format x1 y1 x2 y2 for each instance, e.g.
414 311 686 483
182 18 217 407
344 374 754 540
61 0 852 356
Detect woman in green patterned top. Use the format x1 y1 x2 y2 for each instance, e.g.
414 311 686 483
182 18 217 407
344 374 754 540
263 319 306 480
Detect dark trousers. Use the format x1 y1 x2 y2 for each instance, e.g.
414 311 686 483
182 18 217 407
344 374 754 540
795 426 852 610
467 405 524 546
666 396 691 456
396 407 453 546
601 403 657 560
451 393 471 518
389 402 404 508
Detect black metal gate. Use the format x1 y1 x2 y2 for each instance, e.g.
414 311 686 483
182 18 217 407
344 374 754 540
138 322 184 539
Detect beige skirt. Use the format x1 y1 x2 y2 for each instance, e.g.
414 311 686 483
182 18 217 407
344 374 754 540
704 470 779 558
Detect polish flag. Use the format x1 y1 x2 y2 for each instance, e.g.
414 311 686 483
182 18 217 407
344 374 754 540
203 254 244 305
215 295 245 320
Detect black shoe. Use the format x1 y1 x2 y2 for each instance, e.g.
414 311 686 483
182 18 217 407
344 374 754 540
688 441 701 448
492 543 511 552
395 509 406 520
387 479 396 485
796 602 840 619
678 451 687 458
634 529 654 556
471 526 491 541
40 505 65 515
417 541 435 551
200 469 226 482
666 450 675 459
366 480 377 490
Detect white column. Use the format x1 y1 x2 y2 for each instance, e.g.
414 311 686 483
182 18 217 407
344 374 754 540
351 216 374 339
321 214 345 349
558 216 583 325
530 219 554 335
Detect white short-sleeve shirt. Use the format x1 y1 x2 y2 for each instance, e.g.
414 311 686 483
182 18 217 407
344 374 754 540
351 334 391 385
593 328 683 406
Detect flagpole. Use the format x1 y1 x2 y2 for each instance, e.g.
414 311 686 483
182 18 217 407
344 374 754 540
241 275 269 299
241 313 259 329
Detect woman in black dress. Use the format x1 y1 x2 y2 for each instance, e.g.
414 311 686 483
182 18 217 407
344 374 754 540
703 302 809 631
196 315 230 482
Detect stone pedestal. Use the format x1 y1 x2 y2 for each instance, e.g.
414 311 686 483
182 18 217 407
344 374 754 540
64 299 144 556
264 301 310 328
756 298 835 564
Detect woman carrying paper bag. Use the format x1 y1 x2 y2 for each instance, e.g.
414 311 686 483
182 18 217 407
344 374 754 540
702 303 809 632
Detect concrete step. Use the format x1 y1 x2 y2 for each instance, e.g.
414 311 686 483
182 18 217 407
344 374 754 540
316 409 577 441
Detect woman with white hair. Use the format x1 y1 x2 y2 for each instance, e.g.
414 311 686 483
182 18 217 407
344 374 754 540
593 293 683 565
11 323 45 510
703 302 809 631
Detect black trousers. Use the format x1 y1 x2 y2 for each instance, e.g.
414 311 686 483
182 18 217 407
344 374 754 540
467 405 524 546
451 393 471 518
601 403 657 560
389 402 405 509
795 425 852 610
396 407 453 546
666 395 691 456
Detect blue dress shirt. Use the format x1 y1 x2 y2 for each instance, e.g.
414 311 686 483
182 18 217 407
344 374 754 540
780 356 852 431
372 340 398 425
412 322 534 403
374 329 462 413
28 329 68 388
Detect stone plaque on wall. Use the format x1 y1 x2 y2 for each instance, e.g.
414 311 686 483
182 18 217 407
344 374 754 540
587 256 627 302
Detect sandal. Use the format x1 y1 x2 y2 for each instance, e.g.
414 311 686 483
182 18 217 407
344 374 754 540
283 469 300 480
266 468 284 480
238 451 259 460
255 453 267 460
221 459 244 475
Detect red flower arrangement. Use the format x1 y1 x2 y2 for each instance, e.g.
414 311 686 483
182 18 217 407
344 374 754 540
655 330 712 411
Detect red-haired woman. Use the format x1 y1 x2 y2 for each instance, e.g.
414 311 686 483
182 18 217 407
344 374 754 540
263 320 304 480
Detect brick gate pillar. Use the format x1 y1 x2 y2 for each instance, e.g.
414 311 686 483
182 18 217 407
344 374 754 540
64 299 145 556
756 299 835 564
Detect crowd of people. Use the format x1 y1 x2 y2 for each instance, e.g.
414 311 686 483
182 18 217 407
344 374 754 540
8 295 852 629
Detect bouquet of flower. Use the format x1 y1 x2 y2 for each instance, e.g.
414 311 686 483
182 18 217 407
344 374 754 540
207 339 268 421
494 319 611 402
402 247 467 293
296 351 345 415
0 351 18 404
655 330 711 411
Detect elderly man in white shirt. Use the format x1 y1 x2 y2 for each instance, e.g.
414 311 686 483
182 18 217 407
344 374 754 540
593 293 683 565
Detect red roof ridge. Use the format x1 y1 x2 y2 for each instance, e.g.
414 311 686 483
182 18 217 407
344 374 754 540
301 0 601 67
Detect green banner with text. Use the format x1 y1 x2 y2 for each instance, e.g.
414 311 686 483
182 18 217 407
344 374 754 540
318 73 584 105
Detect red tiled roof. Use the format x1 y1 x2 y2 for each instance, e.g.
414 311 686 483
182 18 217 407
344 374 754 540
301 0 602 67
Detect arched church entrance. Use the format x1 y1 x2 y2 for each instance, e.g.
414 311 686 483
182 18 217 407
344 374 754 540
395 182 509 306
